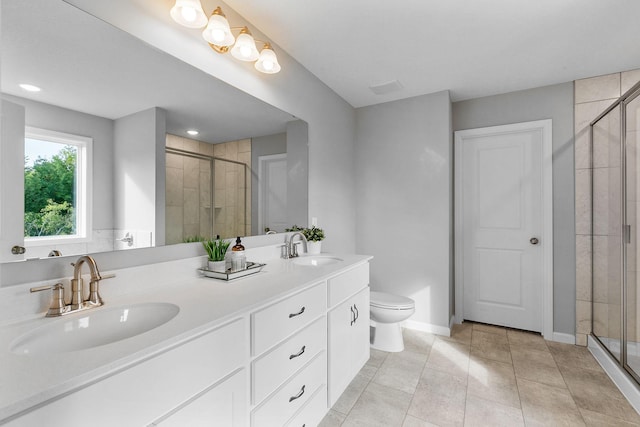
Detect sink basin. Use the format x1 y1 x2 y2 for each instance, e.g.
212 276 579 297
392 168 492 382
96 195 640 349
292 256 344 267
10 302 179 355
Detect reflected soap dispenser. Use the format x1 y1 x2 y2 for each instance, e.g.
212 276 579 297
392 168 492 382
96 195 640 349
230 236 246 271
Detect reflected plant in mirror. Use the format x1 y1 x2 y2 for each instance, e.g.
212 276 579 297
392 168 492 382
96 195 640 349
0 0 308 263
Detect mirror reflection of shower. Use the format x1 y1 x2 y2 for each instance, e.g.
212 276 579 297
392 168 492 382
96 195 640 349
165 134 250 244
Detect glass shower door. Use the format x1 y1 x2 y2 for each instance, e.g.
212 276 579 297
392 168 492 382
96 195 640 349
592 104 622 361
625 92 640 377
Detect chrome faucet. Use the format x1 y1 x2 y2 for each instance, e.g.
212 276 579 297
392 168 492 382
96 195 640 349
284 232 307 259
31 255 115 317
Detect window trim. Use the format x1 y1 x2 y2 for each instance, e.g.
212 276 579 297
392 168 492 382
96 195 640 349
24 127 93 246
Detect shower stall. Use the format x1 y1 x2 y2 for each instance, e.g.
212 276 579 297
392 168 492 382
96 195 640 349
591 81 640 382
165 146 249 244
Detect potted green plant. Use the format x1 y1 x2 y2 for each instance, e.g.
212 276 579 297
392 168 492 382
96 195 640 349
302 226 325 255
202 237 231 272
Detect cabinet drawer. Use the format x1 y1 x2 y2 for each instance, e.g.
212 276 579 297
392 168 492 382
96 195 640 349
284 385 328 427
328 263 369 307
7 318 246 427
253 316 326 405
251 352 327 427
252 282 326 356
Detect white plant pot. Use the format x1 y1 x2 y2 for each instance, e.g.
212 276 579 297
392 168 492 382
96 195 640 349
208 260 226 272
307 241 322 255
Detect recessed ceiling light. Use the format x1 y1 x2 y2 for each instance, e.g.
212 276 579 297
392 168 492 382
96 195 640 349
187 130 199 136
19 83 41 92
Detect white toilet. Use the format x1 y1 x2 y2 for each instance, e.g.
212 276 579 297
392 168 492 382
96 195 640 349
370 291 415 352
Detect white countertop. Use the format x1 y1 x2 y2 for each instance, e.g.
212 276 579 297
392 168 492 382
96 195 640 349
0 253 372 422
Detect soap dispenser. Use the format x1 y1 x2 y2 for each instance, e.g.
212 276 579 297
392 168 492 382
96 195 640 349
230 237 246 271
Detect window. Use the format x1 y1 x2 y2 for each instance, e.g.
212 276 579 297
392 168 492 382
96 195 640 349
24 127 92 244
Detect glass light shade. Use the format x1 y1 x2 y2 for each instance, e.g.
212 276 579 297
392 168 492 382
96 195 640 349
255 46 281 74
202 14 235 46
170 0 207 28
231 33 260 62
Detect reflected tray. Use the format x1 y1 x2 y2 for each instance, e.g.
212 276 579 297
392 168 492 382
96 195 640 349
199 262 266 281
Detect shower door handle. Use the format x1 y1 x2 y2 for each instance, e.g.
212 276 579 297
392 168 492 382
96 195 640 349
625 224 632 244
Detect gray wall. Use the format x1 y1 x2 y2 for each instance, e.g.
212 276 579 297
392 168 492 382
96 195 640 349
113 107 166 246
251 132 287 235
355 91 453 329
452 82 575 335
3 94 115 230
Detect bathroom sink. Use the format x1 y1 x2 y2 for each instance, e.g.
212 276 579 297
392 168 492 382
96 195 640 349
10 302 179 355
292 256 344 267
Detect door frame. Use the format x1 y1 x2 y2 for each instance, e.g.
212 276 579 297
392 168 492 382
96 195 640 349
454 119 553 338
257 153 287 234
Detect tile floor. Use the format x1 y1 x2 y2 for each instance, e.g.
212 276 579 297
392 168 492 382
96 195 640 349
319 322 640 427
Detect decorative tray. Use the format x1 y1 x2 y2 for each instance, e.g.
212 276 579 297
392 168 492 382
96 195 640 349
199 262 266 281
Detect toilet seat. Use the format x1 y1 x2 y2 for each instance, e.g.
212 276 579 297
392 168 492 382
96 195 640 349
370 291 415 310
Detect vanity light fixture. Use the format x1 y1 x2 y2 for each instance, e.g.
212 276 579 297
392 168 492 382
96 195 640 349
19 83 41 92
170 1 281 74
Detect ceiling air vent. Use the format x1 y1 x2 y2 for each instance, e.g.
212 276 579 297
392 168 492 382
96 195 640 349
368 79 403 95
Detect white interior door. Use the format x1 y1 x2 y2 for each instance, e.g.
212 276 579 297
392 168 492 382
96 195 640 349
455 120 552 334
258 154 287 233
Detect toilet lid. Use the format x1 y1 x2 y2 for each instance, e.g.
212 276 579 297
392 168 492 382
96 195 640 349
370 291 415 309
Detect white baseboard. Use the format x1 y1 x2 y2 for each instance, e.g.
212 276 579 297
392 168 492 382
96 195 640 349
589 335 640 414
403 319 451 337
551 332 576 345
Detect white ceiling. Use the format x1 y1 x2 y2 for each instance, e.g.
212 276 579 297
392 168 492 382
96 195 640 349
223 0 640 107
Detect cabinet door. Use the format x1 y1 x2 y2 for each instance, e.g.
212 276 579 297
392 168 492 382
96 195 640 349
350 287 370 376
155 369 247 427
328 287 370 407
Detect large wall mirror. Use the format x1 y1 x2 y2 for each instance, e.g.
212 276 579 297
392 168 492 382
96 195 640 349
0 0 308 263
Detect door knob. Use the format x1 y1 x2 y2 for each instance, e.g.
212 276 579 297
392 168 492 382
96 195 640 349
530 237 539 245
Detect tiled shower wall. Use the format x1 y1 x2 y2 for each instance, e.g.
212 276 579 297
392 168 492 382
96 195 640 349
165 134 251 244
213 139 251 239
574 69 640 346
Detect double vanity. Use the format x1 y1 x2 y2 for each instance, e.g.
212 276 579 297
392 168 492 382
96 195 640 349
0 248 371 426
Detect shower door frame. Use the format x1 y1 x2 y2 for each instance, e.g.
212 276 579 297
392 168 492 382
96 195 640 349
165 146 249 240
590 81 640 384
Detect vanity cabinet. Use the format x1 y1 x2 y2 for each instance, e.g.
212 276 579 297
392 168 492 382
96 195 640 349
4 258 372 427
250 282 328 427
327 264 370 406
5 318 248 427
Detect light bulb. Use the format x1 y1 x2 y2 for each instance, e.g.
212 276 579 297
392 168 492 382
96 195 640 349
255 44 281 74
181 7 197 22
170 0 207 28
211 28 225 42
230 30 259 61
201 10 235 46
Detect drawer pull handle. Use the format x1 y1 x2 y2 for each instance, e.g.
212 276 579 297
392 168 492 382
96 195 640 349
289 384 305 402
289 345 306 360
289 306 306 318
350 305 355 326
354 303 359 322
